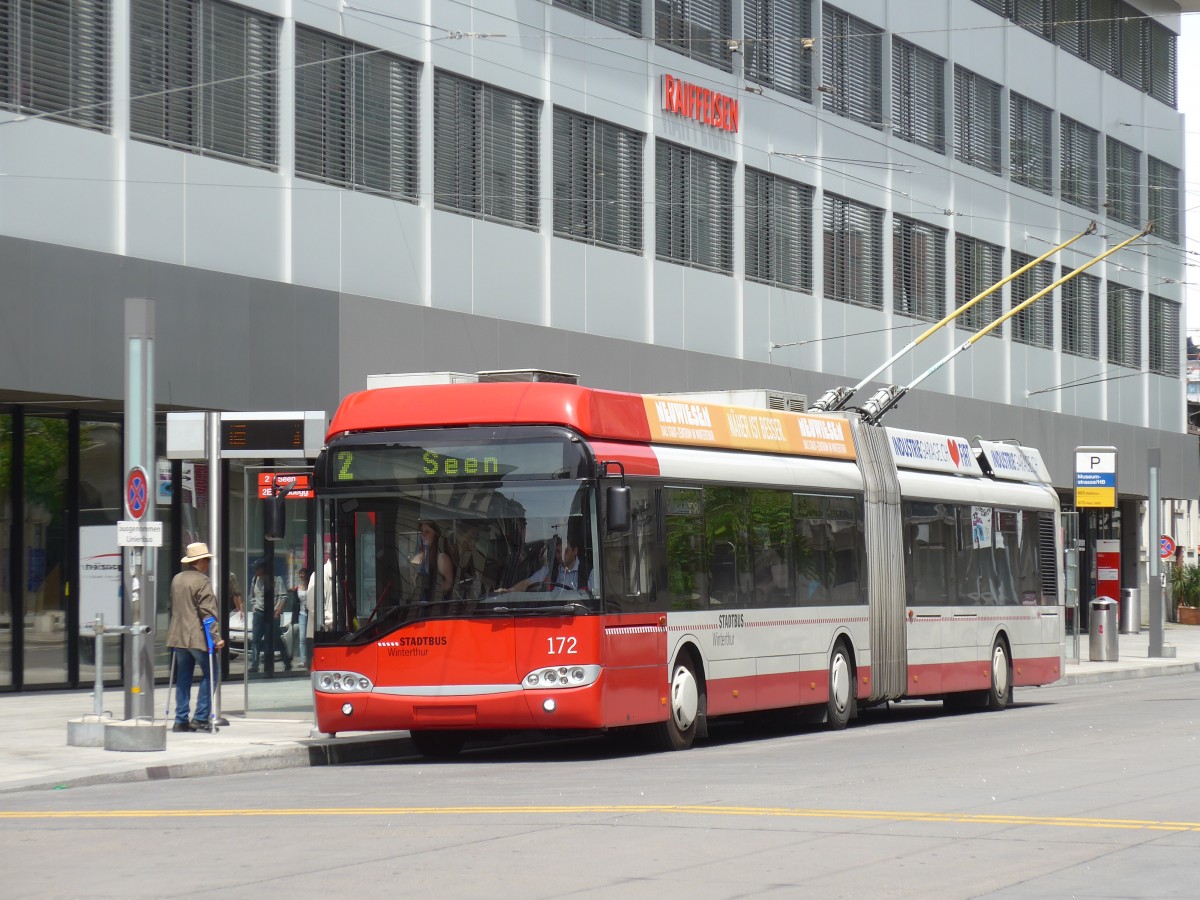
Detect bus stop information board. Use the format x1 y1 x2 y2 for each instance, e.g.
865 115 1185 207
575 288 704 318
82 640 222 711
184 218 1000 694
1075 447 1117 508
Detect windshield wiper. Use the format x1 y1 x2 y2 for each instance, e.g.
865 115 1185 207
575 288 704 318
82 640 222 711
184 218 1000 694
488 602 591 616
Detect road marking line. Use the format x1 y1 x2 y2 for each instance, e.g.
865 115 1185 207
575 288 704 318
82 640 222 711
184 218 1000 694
2 806 1199 831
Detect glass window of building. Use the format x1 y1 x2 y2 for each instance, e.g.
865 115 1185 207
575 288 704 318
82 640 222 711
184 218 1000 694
130 0 278 168
953 66 1001 175
1149 295 1180 377
1115 7 1147 91
821 6 883 128
1010 252 1054 348
1087 0 1118 75
745 0 812 101
294 28 419 201
1010 93 1052 194
892 38 945 154
553 108 643 253
433 71 540 230
655 140 734 274
1061 269 1100 358
1106 283 1141 369
954 235 1004 334
1053 0 1084 58
1148 157 1180 245
1147 20 1177 107
745 168 813 292
556 0 643 35
0 0 109 129
1011 0 1051 38
823 193 883 308
892 215 946 322
1105 137 1141 228
1060 115 1099 211
970 0 1006 15
655 0 732 72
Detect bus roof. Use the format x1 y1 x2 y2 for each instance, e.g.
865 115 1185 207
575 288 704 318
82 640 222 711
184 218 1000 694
327 382 859 461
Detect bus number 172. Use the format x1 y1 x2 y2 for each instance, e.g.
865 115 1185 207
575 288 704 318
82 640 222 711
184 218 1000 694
547 636 577 655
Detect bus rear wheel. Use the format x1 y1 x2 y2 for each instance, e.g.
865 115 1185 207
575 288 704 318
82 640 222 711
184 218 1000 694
647 654 703 751
985 640 1012 711
410 729 467 758
826 642 856 730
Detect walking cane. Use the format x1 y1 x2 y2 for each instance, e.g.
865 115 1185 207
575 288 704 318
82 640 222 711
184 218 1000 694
202 616 219 733
165 649 176 721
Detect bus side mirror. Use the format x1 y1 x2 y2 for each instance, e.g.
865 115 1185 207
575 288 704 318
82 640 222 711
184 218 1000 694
606 484 631 534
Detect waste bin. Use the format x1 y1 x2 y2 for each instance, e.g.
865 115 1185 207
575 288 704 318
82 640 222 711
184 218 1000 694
1089 598 1119 661
1120 588 1140 635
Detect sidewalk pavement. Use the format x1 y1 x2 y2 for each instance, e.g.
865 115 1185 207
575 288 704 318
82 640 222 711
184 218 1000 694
3 625 1199 795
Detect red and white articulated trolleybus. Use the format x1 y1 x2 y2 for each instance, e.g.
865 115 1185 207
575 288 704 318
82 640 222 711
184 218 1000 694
310 372 1063 757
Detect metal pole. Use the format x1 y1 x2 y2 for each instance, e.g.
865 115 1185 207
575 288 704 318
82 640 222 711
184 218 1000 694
1149 449 1165 657
93 613 105 717
123 298 156 719
208 411 224 719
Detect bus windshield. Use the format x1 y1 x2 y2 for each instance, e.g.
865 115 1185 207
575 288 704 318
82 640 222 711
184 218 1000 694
327 479 599 640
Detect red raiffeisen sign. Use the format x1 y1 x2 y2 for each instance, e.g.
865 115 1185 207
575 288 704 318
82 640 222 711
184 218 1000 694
661 74 740 133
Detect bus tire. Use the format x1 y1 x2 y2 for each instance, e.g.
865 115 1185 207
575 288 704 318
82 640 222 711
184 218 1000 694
410 729 467 758
985 639 1012 711
647 653 704 751
826 641 857 730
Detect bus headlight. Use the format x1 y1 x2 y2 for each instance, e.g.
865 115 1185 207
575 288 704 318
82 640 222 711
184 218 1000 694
315 670 374 694
522 664 600 689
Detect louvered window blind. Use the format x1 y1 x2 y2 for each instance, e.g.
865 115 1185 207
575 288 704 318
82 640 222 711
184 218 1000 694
823 193 883 308
1012 0 1050 39
745 0 811 101
821 6 882 128
954 66 1001 175
1149 294 1180 377
556 0 642 35
1106 283 1141 369
553 108 643 253
434 71 540 229
655 140 733 273
295 27 418 201
970 0 1005 14
1060 115 1098 211
745 168 813 292
1147 21 1176 107
0 0 108 129
893 216 945 322
130 0 277 168
655 0 732 72
1147 157 1179 244
1010 93 1051 194
954 235 1004 334
892 38 944 154
1054 0 1083 59
974 0 1174 109
1105 137 1140 228
1010 252 1054 348
1061 269 1099 358
1087 0 1117 75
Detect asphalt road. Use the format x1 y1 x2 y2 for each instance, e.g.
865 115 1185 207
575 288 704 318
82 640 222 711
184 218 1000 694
4 674 1200 898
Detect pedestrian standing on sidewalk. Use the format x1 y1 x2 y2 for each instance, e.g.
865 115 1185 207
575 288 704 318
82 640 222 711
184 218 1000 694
167 542 225 733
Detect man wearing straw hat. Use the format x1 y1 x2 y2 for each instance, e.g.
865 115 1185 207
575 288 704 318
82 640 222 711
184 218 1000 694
167 542 225 732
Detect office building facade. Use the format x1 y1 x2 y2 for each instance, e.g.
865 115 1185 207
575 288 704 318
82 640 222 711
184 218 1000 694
0 0 1195 690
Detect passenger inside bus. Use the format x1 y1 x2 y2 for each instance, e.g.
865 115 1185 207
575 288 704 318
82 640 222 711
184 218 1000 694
410 519 455 603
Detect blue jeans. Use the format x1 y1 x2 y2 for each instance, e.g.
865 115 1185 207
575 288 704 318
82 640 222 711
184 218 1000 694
173 647 212 724
252 610 291 669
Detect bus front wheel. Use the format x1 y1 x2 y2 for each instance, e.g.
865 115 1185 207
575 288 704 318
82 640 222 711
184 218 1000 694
647 654 704 751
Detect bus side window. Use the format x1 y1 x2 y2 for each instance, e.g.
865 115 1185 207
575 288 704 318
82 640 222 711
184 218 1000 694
601 486 660 613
